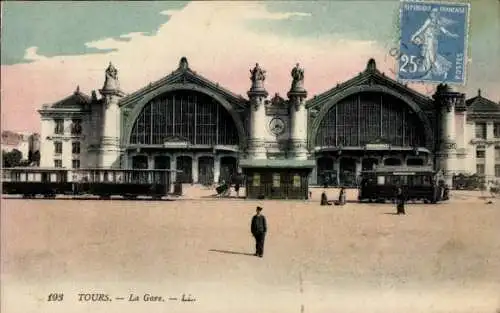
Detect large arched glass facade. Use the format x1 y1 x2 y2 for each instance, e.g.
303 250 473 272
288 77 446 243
315 92 426 147
130 90 239 146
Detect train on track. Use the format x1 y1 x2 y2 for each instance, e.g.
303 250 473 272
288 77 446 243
2 167 181 199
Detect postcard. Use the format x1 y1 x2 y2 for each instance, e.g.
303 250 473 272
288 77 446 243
1 1 499 312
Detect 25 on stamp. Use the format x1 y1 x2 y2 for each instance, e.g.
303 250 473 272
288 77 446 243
398 1 470 85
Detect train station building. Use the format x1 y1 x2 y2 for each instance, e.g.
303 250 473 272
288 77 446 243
38 57 500 187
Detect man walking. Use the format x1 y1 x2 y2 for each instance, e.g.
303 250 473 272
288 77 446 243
251 206 267 257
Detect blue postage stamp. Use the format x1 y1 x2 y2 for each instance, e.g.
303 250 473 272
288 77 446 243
398 1 470 84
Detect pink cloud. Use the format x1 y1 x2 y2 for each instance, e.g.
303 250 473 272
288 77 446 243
2 2 497 133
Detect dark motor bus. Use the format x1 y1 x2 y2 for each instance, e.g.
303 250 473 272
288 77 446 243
358 166 448 204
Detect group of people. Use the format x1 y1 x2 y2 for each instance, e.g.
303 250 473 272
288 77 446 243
321 186 408 215
320 187 347 206
248 187 412 259
215 173 244 198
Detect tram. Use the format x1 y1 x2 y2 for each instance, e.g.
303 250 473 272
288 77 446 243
358 166 449 204
2 168 71 198
2 167 180 199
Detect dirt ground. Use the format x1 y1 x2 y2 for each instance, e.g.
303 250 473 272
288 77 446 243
1 188 499 313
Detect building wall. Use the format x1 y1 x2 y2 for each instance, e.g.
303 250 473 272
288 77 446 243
463 120 500 182
39 115 92 169
1 131 33 160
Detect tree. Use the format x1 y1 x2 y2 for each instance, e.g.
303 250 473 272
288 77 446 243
28 150 40 166
2 149 22 167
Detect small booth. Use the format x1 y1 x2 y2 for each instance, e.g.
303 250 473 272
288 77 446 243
239 159 316 200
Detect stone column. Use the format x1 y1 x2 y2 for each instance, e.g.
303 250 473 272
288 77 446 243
288 64 308 160
214 156 221 184
247 63 268 160
148 155 154 169
485 122 495 180
433 84 464 186
355 159 362 182
334 159 341 186
288 91 308 160
39 118 53 167
99 62 125 168
192 155 199 184
170 155 177 184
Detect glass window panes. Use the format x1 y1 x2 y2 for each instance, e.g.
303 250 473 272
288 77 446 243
494 123 500 138
293 174 301 187
475 122 487 139
71 119 82 135
476 148 486 159
54 119 64 134
272 173 280 187
252 173 260 187
54 141 62 154
72 141 80 154
476 164 485 175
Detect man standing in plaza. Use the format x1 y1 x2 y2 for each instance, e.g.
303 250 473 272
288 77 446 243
251 206 267 257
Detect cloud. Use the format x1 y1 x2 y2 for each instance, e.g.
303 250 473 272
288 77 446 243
159 9 184 16
2 1 497 133
245 10 312 20
23 47 46 62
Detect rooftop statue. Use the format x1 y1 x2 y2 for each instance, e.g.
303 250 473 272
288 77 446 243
290 63 305 91
249 63 266 91
102 62 120 91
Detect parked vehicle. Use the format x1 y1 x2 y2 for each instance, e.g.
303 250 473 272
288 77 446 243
358 166 448 204
2 168 180 199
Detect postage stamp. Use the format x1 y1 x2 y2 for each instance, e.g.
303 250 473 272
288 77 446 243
398 1 470 84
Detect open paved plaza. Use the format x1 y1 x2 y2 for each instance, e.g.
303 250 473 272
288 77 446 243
1 190 499 313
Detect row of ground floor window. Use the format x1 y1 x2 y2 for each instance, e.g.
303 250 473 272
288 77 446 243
126 151 432 186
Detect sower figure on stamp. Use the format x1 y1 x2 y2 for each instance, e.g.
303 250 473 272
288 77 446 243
251 206 267 257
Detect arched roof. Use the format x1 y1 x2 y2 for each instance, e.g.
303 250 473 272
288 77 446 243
309 84 434 150
122 83 247 147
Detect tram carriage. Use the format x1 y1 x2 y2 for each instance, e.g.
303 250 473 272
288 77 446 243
2 168 71 198
358 166 448 204
2 168 180 199
74 168 174 199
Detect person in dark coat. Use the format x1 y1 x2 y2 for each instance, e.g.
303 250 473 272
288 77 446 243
396 187 406 215
321 191 332 205
334 187 346 206
251 206 267 257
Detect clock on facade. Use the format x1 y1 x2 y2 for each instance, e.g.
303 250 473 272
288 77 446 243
269 117 285 136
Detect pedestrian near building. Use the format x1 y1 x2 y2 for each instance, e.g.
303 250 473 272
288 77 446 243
250 206 267 257
396 187 406 215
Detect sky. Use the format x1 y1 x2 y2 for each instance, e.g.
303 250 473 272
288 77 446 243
1 0 499 133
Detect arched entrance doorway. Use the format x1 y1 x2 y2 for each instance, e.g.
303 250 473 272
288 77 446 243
220 156 237 183
407 158 424 166
339 158 357 187
317 157 335 187
384 158 402 166
176 156 193 183
198 156 214 185
154 156 171 169
362 158 378 171
132 155 148 169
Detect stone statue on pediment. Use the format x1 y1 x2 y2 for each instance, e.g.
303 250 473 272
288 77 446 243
249 63 267 91
290 63 305 92
102 62 120 91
